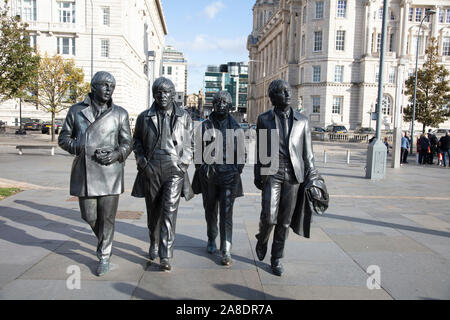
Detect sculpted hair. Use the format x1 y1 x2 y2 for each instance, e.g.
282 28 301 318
268 79 290 100
212 90 232 106
152 77 175 96
91 71 116 87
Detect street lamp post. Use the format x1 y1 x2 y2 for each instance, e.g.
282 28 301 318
410 9 436 155
365 0 389 180
90 0 94 80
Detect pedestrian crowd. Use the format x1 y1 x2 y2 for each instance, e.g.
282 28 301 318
414 130 450 167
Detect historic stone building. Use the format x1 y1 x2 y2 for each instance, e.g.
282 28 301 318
247 0 450 131
0 0 167 126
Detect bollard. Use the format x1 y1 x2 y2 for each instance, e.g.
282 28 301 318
346 149 350 165
324 150 327 163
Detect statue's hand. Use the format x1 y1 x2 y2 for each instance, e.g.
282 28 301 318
137 157 147 170
96 149 120 166
309 186 322 200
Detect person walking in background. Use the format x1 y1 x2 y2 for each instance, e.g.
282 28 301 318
427 130 438 165
401 132 410 164
439 131 450 167
418 134 431 165
383 137 390 154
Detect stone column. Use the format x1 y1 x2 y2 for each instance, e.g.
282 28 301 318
288 9 296 64
365 1 372 55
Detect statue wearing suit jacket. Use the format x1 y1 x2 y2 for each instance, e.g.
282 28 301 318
58 71 132 276
132 77 194 272
254 79 328 276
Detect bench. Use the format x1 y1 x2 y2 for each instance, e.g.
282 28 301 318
16 145 56 156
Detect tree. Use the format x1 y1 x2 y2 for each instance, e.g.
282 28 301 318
31 54 90 141
403 38 450 133
0 0 40 101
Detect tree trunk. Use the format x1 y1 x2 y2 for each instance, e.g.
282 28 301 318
51 111 55 142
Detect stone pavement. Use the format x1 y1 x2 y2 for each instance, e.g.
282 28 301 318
0 136 449 300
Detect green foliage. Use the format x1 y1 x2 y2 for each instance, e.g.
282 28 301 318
403 38 450 133
0 188 21 200
30 54 90 141
0 0 40 101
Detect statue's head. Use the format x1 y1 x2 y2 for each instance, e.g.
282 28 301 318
212 90 232 118
152 77 175 111
268 79 291 111
91 71 116 104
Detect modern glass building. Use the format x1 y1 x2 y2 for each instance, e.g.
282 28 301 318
203 62 249 120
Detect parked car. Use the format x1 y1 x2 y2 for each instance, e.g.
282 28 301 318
326 125 348 134
312 126 326 133
355 127 375 134
41 121 62 134
24 119 43 131
431 128 450 139
239 123 250 132
250 124 256 130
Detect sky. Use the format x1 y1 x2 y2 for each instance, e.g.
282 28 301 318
162 0 254 94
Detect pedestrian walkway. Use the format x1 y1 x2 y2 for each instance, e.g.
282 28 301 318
0 144 449 300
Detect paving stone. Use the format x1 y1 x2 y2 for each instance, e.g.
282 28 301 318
263 285 393 300
330 235 431 253
134 269 264 300
0 280 137 300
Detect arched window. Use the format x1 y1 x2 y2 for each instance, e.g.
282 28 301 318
382 95 392 115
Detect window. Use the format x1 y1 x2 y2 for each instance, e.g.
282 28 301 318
408 8 414 21
315 2 324 19
314 31 322 52
388 67 396 84
301 34 305 56
337 0 347 18
389 33 395 52
415 8 422 22
303 6 307 23
168 66 172 75
58 1 75 23
378 7 384 20
376 33 382 52
102 7 110 26
57 37 75 55
336 30 345 51
101 39 110 57
312 96 320 113
300 67 304 83
375 68 379 82
162 66 165 74
382 95 392 116
443 37 450 56
313 66 321 82
17 0 36 22
390 11 395 20
412 36 421 55
424 8 431 22
439 8 444 23
335 65 344 83
332 96 343 114
447 9 450 23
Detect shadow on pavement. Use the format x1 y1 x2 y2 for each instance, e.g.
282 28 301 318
321 213 450 238
213 284 288 300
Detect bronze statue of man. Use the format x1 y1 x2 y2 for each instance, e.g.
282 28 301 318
191 90 245 266
58 71 132 276
254 79 328 276
132 77 194 272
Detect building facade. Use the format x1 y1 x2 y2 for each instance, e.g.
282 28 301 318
0 0 167 126
247 0 450 131
161 45 188 106
204 62 249 121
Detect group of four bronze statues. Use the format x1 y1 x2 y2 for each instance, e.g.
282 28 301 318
58 72 328 277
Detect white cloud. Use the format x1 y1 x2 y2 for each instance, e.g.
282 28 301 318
204 1 225 20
